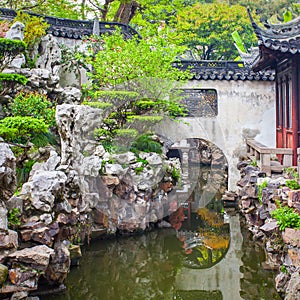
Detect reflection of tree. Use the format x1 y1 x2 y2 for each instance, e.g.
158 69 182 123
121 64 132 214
197 207 224 228
174 206 230 269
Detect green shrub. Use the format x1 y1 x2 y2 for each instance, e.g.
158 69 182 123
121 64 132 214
82 101 113 109
171 167 181 182
0 38 27 68
130 133 162 154
249 158 258 167
0 73 28 96
285 179 300 190
283 167 298 180
0 116 48 144
0 73 27 85
7 207 21 229
134 166 145 174
94 128 112 140
136 157 148 166
256 180 268 203
271 202 300 231
8 92 55 126
91 90 139 103
16 158 35 186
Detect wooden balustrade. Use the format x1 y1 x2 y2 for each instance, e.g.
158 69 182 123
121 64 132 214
246 139 293 175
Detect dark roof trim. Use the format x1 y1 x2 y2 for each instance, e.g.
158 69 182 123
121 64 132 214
0 7 141 40
248 8 300 55
174 60 275 81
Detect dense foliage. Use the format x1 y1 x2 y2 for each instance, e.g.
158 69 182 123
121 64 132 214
3 0 299 61
0 91 56 150
174 3 257 60
0 73 27 96
78 31 189 152
0 116 48 143
0 38 27 69
271 202 300 231
7 92 56 126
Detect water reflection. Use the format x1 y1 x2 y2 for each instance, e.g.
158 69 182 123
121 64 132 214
239 217 282 300
42 229 183 300
41 212 279 300
174 207 230 269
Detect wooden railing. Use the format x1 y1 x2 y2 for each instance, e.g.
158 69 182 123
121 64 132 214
246 139 293 175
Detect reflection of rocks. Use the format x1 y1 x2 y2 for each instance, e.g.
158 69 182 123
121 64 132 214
239 217 280 300
169 138 228 207
58 229 182 300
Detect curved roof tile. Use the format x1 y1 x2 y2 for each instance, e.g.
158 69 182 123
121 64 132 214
175 60 275 81
248 8 300 55
0 7 141 40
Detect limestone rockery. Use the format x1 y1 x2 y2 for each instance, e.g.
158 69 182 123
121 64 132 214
0 102 182 298
236 160 300 300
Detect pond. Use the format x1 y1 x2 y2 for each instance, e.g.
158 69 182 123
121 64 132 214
41 210 280 300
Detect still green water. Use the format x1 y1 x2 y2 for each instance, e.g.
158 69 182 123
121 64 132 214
41 213 280 300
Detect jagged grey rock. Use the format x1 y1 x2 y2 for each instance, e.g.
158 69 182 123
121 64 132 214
35 34 61 75
0 142 16 202
45 241 70 284
285 271 300 300
7 245 54 270
0 201 7 231
0 229 18 250
21 170 67 212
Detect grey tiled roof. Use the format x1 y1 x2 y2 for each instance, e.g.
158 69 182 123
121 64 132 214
249 9 300 54
0 7 141 39
174 60 275 81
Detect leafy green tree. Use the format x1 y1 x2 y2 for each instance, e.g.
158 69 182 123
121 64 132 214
3 0 82 20
0 38 27 96
83 32 188 89
80 31 190 152
174 3 257 60
228 0 300 22
7 92 56 126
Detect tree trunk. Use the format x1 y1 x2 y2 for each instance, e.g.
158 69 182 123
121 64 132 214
113 1 139 24
81 0 86 20
101 0 115 21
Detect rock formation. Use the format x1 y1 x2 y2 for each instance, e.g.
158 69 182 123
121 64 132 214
237 160 300 299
